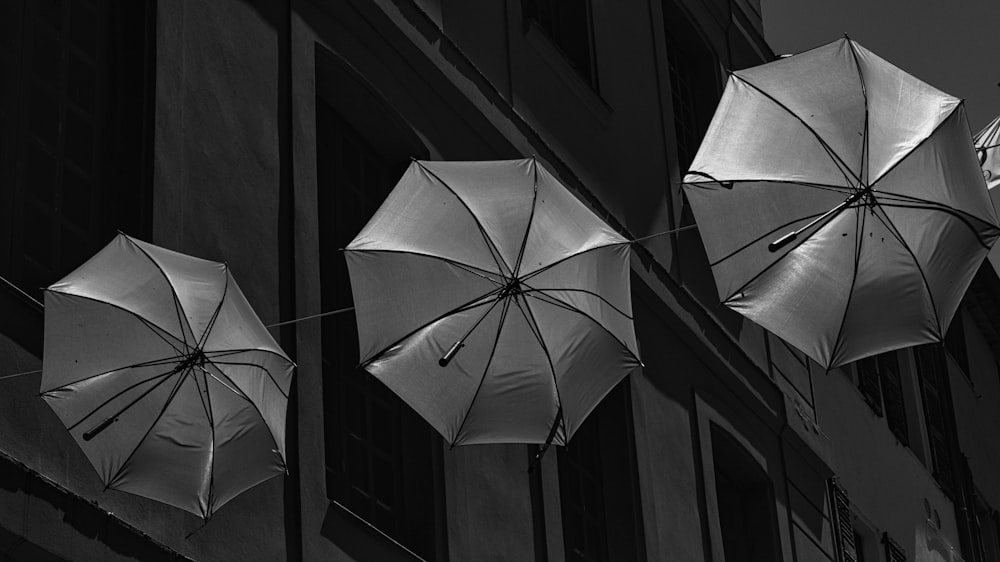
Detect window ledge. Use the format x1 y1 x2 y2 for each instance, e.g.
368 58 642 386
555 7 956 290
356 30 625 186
523 22 612 127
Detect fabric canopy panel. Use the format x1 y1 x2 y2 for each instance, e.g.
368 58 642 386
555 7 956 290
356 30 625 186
41 233 295 519
683 37 1000 369
345 158 641 446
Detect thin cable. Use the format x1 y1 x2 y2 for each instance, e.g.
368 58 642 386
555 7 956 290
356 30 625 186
0 275 42 308
0 369 41 382
629 224 699 244
265 306 355 328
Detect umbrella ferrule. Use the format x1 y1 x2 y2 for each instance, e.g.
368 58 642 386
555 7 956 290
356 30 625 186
439 341 465 367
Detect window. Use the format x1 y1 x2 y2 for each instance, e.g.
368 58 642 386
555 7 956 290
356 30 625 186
557 380 644 561
317 97 442 559
663 2 721 174
523 0 598 88
711 426 780 562
945 310 970 378
882 533 906 562
829 479 858 562
914 345 958 497
854 352 909 445
0 0 151 300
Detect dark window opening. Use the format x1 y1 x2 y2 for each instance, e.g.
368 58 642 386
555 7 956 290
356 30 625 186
0 0 153 354
317 94 443 560
523 0 598 89
711 425 780 562
663 2 720 174
915 344 958 498
557 380 645 562
854 352 908 445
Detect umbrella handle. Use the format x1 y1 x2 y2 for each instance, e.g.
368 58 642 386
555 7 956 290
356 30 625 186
767 231 798 252
768 190 863 253
439 341 465 367
83 416 118 441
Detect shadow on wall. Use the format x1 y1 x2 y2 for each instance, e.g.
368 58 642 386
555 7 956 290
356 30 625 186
0 453 191 561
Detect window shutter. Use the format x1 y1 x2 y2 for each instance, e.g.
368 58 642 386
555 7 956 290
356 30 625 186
829 479 858 562
856 357 883 416
883 533 906 562
878 353 908 445
915 345 957 497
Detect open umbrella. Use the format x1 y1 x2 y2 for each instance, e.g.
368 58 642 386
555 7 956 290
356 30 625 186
682 37 1000 369
40 233 294 519
345 158 641 447
975 114 1000 190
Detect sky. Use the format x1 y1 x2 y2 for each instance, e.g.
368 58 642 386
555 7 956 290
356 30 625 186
762 0 1000 131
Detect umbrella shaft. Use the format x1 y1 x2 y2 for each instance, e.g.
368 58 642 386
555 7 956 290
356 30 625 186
769 191 863 252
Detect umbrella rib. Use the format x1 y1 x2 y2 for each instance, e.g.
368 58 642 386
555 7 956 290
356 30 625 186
876 202 996 250
199 370 216 519
41 353 188 394
415 161 513 279
718 203 867 304
106 367 193 489
450 295 512 447
517 241 629 284
42 290 190 356
359 286 505 368
64 365 184 432
828 204 866 367
518 287 633 320
509 293 565 444
868 103 963 186
343 249 505 287
869 205 944 338
733 73 861 187
124 233 198 345
208 360 287 399
522 290 643 367
194 267 230 351
512 157 540 278
708 209 834 268
872 189 999 236
684 178 855 197
203 362 287 469
846 38 870 186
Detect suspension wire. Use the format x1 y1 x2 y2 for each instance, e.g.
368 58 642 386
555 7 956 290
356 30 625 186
629 223 699 244
0 369 42 382
265 306 356 328
0 275 43 308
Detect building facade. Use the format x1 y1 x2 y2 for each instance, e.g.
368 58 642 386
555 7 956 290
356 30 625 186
1 0 998 561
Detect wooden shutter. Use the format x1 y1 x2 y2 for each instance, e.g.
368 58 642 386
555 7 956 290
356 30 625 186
878 352 909 445
829 479 857 562
882 533 906 562
915 345 957 497
856 357 883 416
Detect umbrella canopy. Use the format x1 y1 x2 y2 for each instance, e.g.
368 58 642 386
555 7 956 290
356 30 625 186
682 37 1000 369
41 233 294 519
975 114 1000 190
345 158 641 446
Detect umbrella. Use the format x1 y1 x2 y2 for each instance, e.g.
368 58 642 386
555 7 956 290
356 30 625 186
40 233 295 519
682 37 1000 369
344 158 641 447
975 114 1000 190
